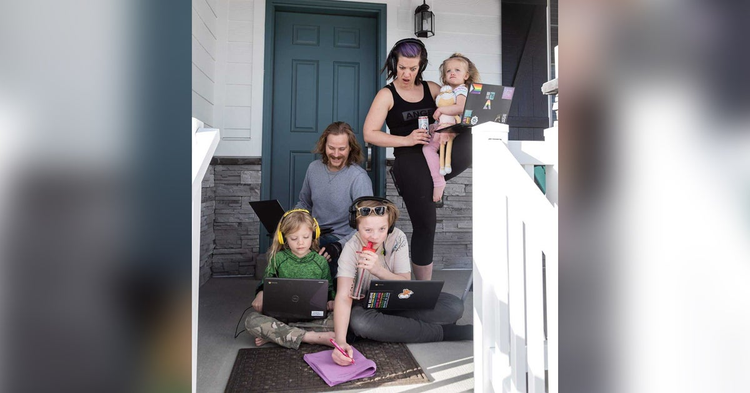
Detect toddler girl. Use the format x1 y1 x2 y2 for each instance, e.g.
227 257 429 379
422 53 480 202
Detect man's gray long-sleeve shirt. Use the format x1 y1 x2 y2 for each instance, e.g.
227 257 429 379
296 160 373 246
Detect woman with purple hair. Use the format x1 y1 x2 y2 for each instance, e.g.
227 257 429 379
362 39 473 281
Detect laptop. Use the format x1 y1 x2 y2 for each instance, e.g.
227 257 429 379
364 280 444 311
249 200 287 234
249 199 333 236
262 278 328 322
434 83 515 133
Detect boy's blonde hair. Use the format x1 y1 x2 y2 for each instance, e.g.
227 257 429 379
354 199 399 230
439 53 480 87
267 209 320 264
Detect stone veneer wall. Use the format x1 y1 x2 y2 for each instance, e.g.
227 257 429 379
200 166 215 286
198 158 472 282
385 161 473 270
210 158 262 276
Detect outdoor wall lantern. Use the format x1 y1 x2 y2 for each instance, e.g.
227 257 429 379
414 0 434 38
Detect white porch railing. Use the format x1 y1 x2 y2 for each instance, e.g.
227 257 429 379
473 122 558 393
192 118 219 393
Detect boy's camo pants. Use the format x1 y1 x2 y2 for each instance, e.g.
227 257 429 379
244 310 334 349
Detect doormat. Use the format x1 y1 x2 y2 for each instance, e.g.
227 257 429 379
225 341 429 393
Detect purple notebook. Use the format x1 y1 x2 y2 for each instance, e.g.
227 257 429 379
303 347 377 386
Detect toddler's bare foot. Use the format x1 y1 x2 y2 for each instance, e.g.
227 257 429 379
433 186 445 202
254 337 269 346
302 331 336 346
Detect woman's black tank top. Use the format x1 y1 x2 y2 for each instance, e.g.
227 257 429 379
385 81 436 157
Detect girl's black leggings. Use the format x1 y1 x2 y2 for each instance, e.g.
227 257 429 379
391 132 473 266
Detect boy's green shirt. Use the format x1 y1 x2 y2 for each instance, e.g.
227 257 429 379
259 249 335 300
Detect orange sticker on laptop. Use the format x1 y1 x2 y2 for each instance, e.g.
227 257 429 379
398 289 414 299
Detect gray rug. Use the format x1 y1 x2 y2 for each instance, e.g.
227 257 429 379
225 340 429 392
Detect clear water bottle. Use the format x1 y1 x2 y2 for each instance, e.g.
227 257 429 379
350 242 375 299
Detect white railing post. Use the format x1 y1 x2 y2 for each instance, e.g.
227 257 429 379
473 117 557 392
473 122 512 393
546 45 559 393
191 118 219 393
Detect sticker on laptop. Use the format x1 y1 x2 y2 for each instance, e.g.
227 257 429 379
398 289 414 299
311 311 324 317
471 116 479 125
502 87 515 100
483 99 492 110
486 91 495 100
470 83 483 94
367 291 390 309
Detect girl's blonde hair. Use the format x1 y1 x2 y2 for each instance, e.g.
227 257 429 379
267 209 320 264
439 53 480 87
354 199 399 230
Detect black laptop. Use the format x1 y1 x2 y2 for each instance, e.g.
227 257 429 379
434 83 515 133
364 280 444 311
249 199 333 235
249 200 286 234
263 278 328 322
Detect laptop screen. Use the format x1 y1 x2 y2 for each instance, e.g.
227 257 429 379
248 200 286 233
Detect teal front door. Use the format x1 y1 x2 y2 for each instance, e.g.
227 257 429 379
268 10 378 209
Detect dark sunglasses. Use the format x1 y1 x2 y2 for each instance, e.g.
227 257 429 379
356 206 387 217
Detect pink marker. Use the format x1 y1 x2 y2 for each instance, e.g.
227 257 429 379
330 338 354 364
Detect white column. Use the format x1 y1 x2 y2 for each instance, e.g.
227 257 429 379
191 120 219 393
473 123 512 392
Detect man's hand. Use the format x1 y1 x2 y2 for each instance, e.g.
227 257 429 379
318 246 331 262
322 242 342 262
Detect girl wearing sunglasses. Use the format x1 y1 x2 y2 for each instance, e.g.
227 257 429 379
331 197 472 366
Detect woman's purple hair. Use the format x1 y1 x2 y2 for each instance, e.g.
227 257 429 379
381 39 428 84
398 42 423 58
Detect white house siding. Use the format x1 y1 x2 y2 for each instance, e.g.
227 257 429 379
208 0 502 157
211 0 260 156
192 0 219 126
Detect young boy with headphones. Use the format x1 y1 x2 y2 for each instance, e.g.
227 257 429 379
331 197 472 366
244 209 337 349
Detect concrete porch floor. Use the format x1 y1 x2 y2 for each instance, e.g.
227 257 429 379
198 269 474 392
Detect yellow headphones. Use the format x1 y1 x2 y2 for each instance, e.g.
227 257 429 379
276 208 320 245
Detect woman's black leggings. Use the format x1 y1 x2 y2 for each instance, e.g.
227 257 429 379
391 132 473 266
